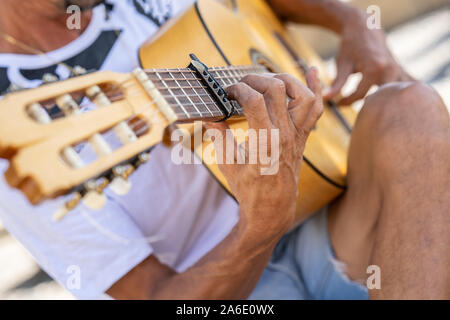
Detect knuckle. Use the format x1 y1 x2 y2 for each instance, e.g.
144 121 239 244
283 132 295 146
271 78 286 94
241 74 254 83
226 83 241 95
304 92 316 106
275 73 294 83
247 92 264 107
372 58 388 71
279 73 293 79
314 102 324 118
296 127 309 141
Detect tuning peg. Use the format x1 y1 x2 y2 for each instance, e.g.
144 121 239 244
109 176 132 196
72 66 87 76
7 83 23 93
109 152 151 195
27 102 52 124
52 177 110 221
81 179 108 210
109 165 134 195
42 73 59 84
82 191 107 210
52 192 82 222
135 152 151 168
56 94 82 115
86 85 111 107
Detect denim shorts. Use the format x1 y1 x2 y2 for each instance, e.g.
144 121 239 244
249 208 369 300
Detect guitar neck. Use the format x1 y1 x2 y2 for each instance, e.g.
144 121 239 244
143 65 267 122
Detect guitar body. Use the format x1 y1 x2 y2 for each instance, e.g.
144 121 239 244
139 0 356 221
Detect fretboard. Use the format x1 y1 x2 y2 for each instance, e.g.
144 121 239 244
144 65 267 121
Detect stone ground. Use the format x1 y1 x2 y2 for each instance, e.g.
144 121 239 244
0 7 449 300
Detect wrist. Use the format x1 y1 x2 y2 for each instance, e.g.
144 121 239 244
238 203 294 242
339 6 368 35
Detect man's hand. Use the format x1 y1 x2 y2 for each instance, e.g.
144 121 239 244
267 0 415 106
207 68 323 238
109 70 323 300
324 17 415 105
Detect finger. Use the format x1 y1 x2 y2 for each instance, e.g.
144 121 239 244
274 71 318 134
302 68 324 134
240 74 290 130
306 67 322 99
381 68 415 84
226 82 272 131
273 73 311 103
380 68 400 84
324 60 353 100
338 75 374 106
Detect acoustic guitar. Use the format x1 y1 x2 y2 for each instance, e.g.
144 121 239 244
0 0 357 222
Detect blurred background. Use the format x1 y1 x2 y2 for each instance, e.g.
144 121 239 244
0 0 449 299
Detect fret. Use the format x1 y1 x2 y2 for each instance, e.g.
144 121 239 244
170 69 206 117
194 86 221 117
214 70 226 86
229 68 240 83
174 69 224 118
178 68 215 118
143 65 268 120
155 71 193 119
232 67 244 81
221 69 235 86
157 92 225 99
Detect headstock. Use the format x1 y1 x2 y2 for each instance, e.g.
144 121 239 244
0 68 176 220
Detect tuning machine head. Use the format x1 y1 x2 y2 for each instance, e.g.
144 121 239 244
52 178 108 221
108 151 152 195
109 165 133 196
81 178 108 210
52 151 151 221
53 192 82 222
6 83 24 94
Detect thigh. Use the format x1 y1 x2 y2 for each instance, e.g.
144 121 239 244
327 82 417 281
327 81 449 283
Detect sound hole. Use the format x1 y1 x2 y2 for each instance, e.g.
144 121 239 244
249 48 282 74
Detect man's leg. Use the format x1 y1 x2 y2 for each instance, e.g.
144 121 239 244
328 82 450 299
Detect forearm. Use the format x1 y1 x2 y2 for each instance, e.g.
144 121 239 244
151 215 283 299
267 0 366 34
108 205 292 300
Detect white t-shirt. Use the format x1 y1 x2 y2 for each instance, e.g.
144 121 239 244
0 0 239 299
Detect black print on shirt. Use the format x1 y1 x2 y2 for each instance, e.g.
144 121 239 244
0 30 122 95
132 0 173 27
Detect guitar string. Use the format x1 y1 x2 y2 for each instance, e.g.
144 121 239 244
112 70 258 118
96 68 262 118
74 69 253 122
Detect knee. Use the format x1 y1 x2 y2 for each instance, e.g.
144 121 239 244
355 82 449 172
359 81 448 137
